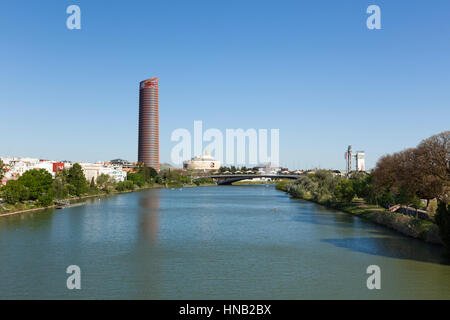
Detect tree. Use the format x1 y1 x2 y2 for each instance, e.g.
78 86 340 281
0 158 5 181
334 179 355 203
136 162 158 183
351 174 376 201
67 163 88 196
372 153 401 191
372 132 449 209
90 177 96 190
38 189 54 206
416 131 449 184
96 174 115 192
2 180 29 204
53 175 69 199
416 175 444 209
18 169 53 201
127 173 144 187
435 201 450 251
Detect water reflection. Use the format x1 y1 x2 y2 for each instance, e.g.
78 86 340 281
292 202 386 232
0 209 54 230
138 189 160 245
322 237 450 265
134 189 162 298
1 186 449 299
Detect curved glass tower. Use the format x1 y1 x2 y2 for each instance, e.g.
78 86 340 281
138 77 159 171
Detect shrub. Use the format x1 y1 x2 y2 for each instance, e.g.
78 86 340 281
116 180 135 192
435 201 450 251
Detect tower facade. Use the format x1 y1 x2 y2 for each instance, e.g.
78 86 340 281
138 77 159 171
346 145 352 175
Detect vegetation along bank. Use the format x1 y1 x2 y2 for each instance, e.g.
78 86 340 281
277 131 449 251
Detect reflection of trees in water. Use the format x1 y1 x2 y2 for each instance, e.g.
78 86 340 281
0 209 54 232
292 205 382 232
322 237 450 265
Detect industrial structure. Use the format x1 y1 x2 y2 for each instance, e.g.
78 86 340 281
138 78 159 171
345 145 365 175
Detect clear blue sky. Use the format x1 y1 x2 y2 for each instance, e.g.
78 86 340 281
1 0 449 170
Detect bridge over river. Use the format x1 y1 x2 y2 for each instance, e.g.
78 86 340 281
198 174 303 185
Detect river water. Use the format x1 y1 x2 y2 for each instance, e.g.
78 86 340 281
0 185 449 299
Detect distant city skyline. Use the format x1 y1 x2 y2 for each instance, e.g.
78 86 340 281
1 1 449 170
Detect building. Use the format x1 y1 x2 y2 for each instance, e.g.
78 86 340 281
109 159 134 168
138 78 159 171
0 157 61 182
345 146 365 173
183 150 221 171
0 156 127 185
355 151 365 171
345 145 352 175
79 163 127 183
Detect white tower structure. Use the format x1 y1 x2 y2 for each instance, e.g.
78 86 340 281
355 151 365 171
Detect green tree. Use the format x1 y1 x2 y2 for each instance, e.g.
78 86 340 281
0 158 5 181
2 180 29 204
136 162 158 183
334 179 355 203
67 163 88 196
96 174 115 193
38 190 54 206
90 177 96 190
378 190 395 207
53 175 69 199
127 173 144 187
18 169 53 200
435 201 450 251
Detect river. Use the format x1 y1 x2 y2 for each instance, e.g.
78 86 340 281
0 185 449 299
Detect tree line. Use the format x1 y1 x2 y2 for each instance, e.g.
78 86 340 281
0 162 214 208
277 131 449 250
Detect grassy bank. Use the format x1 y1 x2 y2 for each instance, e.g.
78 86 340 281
276 179 442 245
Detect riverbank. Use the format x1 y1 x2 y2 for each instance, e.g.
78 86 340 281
0 183 179 218
276 182 443 245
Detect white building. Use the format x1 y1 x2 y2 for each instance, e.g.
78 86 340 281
183 150 221 171
79 163 127 182
1 157 58 183
1 156 127 185
355 152 365 171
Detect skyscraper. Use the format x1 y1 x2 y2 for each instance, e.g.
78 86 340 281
138 77 159 171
